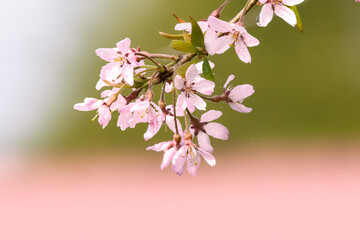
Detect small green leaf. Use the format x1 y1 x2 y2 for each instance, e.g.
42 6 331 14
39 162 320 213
189 16 204 47
183 31 192 43
171 40 200 54
159 32 183 40
202 58 214 81
289 6 303 32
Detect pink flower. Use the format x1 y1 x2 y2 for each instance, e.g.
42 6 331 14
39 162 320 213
129 97 165 141
165 61 215 94
172 138 216 176
224 75 255 113
74 98 103 112
96 38 141 86
175 64 215 113
191 110 229 153
207 16 260 63
74 98 111 129
147 140 180 170
257 0 304 27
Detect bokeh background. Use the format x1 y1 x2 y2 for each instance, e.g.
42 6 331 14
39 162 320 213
1 0 360 239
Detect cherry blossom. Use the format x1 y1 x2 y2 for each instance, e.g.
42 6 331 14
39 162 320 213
172 137 216 176
191 110 229 153
175 64 215 113
96 38 141 86
207 16 259 63
224 75 255 113
129 95 165 141
257 0 304 27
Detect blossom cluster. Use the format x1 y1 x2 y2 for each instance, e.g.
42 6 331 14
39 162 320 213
74 0 305 176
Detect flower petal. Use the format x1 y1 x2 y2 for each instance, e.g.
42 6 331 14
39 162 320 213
193 79 215 95
200 110 222 122
208 16 233 33
96 79 107 91
282 0 304 6
189 93 206 111
197 147 216 167
235 40 252 63
204 122 229 140
229 102 252 113
122 64 134 86
197 131 213 153
116 38 131 54
74 98 103 111
95 48 118 62
146 141 171 152
161 148 177 170
176 92 187 112
117 106 133 131
185 64 199 83
174 75 184 90
274 4 297 27
174 22 192 32
172 146 187 175
242 32 260 47
257 3 274 27
228 84 255 103
110 94 127 112
194 60 215 74
223 75 235 90
98 105 111 129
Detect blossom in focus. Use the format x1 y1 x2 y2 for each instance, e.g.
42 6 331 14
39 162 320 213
207 16 260 63
96 38 141 86
224 75 255 113
175 64 215 113
172 137 216 176
129 97 165 141
73 98 111 128
257 0 304 27
191 110 229 153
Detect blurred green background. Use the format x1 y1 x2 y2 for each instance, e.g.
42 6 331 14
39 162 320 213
26 0 360 152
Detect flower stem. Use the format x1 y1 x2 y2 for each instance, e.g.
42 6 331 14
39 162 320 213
230 0 258 24
135 52 165 71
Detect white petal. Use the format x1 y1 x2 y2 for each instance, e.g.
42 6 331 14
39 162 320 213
208 16 233 33
172 146 187 175
282 0 304 6
229 102 252 113
116 38 131 53
235 40 252 63
146 141 171 152
176 92 187 112
122 64 134 86
197 131 213 153
74 98 103 111
257 3 274 27
242 32 260 47
174 22 192 31
200 110 222 122
96 79 107 90
223 75 235 90
204 122 229 140
274 4 297 27
174 75 184 90
185 64 199 83
193 79 215 95
161 148 177 170
189 93 206 111
197 147 216 167
228 84 255 103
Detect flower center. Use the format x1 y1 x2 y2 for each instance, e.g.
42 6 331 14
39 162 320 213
228 30 241 46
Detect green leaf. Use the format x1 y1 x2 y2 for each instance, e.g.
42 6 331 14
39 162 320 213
171 40 200 54
189 16 204 47
202 58 214 81
289 6 303 32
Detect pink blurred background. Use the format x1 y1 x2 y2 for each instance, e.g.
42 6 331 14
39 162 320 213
1 0 360 239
